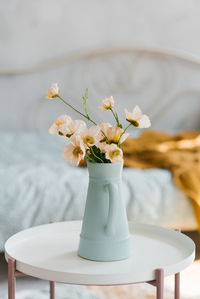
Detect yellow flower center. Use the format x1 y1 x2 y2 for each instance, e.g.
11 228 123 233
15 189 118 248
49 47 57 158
110 131 121 143
84 136 95 145
109 149 120 159
103 103 111 110
55 121 64 126
73 146 83 157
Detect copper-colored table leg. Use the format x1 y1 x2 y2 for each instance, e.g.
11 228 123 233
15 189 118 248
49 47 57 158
50 281 55 299
156 269 164 299
175 272 180 299
174 229 180 299
8 258 16 299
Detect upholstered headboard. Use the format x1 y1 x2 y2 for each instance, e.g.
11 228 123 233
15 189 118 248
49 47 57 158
1 47 200 132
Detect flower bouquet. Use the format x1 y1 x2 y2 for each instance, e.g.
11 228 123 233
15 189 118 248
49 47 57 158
46 83 151 166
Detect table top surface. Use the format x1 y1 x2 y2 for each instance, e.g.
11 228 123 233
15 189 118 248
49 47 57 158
5 221 195 285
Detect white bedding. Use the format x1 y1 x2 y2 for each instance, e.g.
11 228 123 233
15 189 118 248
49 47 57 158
0 132 197 251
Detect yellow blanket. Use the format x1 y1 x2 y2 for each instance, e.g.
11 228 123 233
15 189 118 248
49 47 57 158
122 130 200 230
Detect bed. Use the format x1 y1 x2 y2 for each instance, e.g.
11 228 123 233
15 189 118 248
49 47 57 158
0 130 197 251
0 47 199 251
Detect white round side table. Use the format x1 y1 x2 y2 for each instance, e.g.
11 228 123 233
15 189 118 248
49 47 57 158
5 221 195 299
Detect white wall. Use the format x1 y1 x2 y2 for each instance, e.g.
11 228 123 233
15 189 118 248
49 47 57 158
0 0 200 131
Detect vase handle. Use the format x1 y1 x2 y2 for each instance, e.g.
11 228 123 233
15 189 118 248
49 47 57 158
105 183 118 236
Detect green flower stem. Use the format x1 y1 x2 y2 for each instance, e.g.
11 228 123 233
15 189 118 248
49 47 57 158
57 95 97 125
110 107 121 127
85 151 94 162
118 123 132 145
82 88 90 119
124 123 132 132
110 108 122 128
90 146 104 163
57 94 109 143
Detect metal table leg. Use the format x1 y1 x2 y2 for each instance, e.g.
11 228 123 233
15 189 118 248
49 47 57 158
150 268 180 299
174 229 180 299
8 258 56 299
8 258 16 299
156 269 164 299
175 272 180 299
50 281 55 299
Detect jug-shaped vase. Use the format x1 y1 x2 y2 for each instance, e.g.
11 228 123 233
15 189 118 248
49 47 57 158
78 161 131 261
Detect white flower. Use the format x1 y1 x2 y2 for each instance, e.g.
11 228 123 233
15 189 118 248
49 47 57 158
98 96 114 110
64 119 86 137
96 141 107 153
100 123 129 144
107 126 129 144
100 122 112 137
104 143 123 163
80 126 101 148
62 135 85 166
125 105 151 128
46 83 59 99
49 116 86 137
48 115 72 135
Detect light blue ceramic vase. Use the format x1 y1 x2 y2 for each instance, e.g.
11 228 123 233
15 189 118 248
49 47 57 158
78 161 131 261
